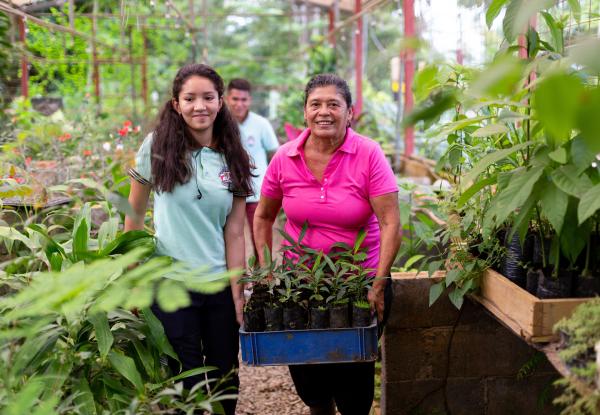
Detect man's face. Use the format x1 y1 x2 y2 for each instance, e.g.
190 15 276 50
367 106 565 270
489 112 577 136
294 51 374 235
226 88 251 122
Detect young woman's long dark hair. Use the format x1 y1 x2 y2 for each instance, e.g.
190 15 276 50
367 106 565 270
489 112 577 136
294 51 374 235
151 63 253 195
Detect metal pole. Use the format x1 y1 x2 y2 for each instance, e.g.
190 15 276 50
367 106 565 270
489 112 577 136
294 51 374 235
141 26 149 111
128 26 137 120
403 0 415 156
18 16 28 98
92 0 100 112
354 0 363 118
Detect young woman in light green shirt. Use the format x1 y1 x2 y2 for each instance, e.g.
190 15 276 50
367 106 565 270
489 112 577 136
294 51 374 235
125 64 253 415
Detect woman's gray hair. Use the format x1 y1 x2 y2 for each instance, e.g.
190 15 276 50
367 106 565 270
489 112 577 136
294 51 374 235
304 74 352 108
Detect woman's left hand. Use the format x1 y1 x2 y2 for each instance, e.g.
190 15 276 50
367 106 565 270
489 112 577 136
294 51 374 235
368 283 385 322
233 295 245 326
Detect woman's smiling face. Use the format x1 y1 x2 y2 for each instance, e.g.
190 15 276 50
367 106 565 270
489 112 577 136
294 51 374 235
304 85 353 141
173 75 222 134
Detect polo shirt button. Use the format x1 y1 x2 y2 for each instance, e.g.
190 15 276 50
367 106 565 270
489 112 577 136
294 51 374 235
320 187 323 191
324 179 328 182
320 195 324 199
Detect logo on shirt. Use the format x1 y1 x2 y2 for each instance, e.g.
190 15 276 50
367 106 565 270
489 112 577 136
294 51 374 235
219 167 232 186
247 135 255 146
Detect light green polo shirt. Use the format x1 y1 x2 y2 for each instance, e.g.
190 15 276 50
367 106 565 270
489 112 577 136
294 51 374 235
131 134 235 275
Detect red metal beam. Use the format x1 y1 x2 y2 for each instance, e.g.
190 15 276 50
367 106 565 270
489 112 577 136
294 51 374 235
403 0 415 156
18 16 28 98
354 0 363 118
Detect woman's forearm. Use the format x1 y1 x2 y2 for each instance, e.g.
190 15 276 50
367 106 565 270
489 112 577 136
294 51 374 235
124 179 151 232
225 197 246 300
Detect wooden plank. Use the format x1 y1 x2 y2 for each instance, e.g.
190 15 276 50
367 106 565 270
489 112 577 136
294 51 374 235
537 299 590 337
473 294 534 341
480 269 537 336
391 271 446 281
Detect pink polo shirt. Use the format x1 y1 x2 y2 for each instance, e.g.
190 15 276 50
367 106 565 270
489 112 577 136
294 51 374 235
261 128 398 272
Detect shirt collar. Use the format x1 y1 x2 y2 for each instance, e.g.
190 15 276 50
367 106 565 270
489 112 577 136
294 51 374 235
286 128 358 157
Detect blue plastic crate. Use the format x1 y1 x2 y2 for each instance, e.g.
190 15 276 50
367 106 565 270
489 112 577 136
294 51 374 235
240 323 378 366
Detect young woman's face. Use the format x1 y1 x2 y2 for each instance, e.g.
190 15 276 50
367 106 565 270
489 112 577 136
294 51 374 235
304 85 352 142
173 75 222 134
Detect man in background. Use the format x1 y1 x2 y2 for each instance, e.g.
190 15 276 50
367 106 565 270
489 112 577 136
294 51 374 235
226 78 279 256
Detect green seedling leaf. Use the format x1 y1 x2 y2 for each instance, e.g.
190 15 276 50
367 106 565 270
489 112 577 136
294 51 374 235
551 165 593 198
486 0 510 28
461 141 531 188
471 123 509 137
503 0 553 43
141 307 179 361
448 287 465 309
429 282 444 306
88 312 114 359
548 147 567 164
578 184 600 225
457 176 497 208
108 351 145 392
534 73 583 145
427 260 445 277
539 181 568 234
445 269 461 286
404 254 425 270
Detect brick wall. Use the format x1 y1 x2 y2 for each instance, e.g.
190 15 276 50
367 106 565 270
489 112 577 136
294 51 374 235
381 273 560 415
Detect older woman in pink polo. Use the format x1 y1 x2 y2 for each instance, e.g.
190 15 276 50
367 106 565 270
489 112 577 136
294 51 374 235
254 74 401 415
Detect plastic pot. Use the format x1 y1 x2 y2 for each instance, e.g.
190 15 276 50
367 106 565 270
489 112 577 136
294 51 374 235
243 307 265 332
329 303 350 328
309 307 329 329
536 268 574 299
574 274 600 298
525 268 539 295
501 230 533 288
263 304 283 331
283 304 307 330
352 304 372 327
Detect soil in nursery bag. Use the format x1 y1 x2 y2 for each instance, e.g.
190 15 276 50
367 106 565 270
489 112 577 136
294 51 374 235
263 305 284 331
251 284 270 305
309 307 329 329
526 268 539 295
352 304 371 327
329 303 350 328
536 268 574 299
574 274 600 297
283 304 307 330
501 231 533 288
532 235 552 269
244 307 265 332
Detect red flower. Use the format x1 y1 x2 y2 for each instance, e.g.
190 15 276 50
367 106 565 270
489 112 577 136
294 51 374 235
118 127 128 137
83 150 92 157
58 133 72 142
123 120 133 128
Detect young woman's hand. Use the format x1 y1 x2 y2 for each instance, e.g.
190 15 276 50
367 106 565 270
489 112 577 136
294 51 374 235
233 295 245 326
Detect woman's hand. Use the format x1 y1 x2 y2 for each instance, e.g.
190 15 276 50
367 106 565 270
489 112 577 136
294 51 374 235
233 295 245 326
368 282 385 322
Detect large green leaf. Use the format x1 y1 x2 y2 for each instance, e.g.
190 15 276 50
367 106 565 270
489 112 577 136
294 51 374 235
503 0 553 43
469 55 524 97
27 224 66 258
567 0 581 22
486 0 510 28
461 141 531 187
539 181 568 233
540 12 563 53
448 287 465 309
156 279 191 312
534 73 583 145
99 230 154 256
457 176 497 208
72 218 89 262
89 312 114 359
576 88 600 154
0 226 35 251
471 123 509 137
571 135 597 174
550 165 593 198
108 351 145 393
72 378 97 415
428 282 444 306
578 184 600 225
141 307 178 361
560 199 590 264
486 165 545 226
